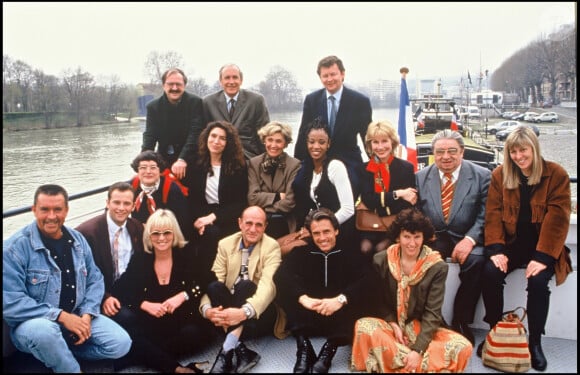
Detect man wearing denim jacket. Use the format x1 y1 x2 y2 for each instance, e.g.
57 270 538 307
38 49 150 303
3 184 131 373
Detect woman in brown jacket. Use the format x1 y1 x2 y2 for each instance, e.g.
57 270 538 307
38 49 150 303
480 126 572 371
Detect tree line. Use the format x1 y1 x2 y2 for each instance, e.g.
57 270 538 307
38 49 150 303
3 22 576 128
489 24 576 104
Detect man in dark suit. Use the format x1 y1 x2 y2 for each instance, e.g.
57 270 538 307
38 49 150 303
76 182 144 325
203 63 270 160
294 55 372 198
415 129 491 345
141 68 205 185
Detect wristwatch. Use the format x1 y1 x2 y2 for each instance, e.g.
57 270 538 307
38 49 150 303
242 305 252 319
337 294 348 305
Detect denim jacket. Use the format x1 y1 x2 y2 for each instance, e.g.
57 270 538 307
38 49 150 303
3 222 104 328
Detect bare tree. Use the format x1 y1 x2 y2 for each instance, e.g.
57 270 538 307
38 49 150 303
144 51 184 84
187 77 211 97
257 65 302 111
32 70 63 128
62 67 95 126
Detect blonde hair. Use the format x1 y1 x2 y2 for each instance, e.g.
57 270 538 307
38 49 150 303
143 209 188 253
364 120 400 157
257 121 293 145
502 126 543 189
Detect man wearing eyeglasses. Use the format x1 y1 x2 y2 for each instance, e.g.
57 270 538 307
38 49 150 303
415 129 491 345
142 68 205 185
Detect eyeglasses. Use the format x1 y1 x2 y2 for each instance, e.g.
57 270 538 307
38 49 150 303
434 148 459 156
150 230 173 238
164 82 184 88
138 165 159 172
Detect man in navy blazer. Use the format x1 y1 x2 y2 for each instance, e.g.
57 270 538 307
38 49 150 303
415 129 491 345
76 182 144 323
294 55 372 198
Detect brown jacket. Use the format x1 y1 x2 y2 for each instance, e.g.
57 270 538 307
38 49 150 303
484 160 572 285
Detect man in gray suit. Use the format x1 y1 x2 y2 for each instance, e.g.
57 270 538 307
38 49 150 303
203 64 270 160
415 129 491 345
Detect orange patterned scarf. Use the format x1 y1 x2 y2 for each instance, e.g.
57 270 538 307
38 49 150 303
386 244 442 333
366 155 394 192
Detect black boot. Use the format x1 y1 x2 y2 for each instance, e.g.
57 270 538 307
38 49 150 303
209 348 235 373
529 339 547 371
312 341 338 373
293 335 316 373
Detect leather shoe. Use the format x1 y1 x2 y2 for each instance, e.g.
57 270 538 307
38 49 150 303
312 341 338 373
530 342 547 371
451 320 475 345
209 348 235 373
235 342 261 373
293 336 316 373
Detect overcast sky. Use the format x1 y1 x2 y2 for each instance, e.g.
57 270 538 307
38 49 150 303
3 2 575 90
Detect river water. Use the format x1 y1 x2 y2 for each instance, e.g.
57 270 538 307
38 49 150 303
3 108 576 238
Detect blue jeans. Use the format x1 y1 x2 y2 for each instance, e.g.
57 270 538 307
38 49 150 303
10 315 131 373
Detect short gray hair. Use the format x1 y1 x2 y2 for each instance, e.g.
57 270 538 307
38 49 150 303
430 129 465 149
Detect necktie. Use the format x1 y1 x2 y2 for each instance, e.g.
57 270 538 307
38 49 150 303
112 227 123 281
328 95 337 134
228 98 235 120
441 173 454 222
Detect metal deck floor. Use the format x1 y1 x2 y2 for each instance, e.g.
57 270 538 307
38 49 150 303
4 328 576 373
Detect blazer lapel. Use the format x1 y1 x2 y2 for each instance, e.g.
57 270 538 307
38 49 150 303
448 163 473 222
426 167 446 224
218 92 229 120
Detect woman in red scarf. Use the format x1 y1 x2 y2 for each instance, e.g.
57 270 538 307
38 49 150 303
351 208 473 373
358 121 417 256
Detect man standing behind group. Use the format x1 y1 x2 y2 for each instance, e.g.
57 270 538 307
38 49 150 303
294 55 372 198
415 129 491 345
142 68 205 184
75 182 144 331
203 63 270 160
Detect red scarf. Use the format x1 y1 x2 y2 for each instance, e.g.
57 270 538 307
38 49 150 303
366 155 394 192
134 190 156 215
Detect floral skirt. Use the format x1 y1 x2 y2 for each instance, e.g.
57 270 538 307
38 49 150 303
351 317 473 373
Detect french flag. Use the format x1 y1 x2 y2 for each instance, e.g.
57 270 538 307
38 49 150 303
396 68 418 171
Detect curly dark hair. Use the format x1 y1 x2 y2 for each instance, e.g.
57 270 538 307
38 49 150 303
305 117 331 139
196 121 246 176
130 150 167 172
385 208 435 244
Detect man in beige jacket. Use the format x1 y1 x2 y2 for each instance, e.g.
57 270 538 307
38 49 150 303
200 206 281 373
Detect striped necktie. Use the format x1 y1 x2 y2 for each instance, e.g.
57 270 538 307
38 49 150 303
441 172 454 222
112 227 123 281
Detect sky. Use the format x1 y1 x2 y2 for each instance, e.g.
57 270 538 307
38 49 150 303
3 2 576 91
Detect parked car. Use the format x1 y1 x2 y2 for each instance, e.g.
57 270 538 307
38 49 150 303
511 112 525 120
523 111 540 122
542 100 553 108
485 120 521 135
496 124 540 141
501 111 519 119
532 112 559 123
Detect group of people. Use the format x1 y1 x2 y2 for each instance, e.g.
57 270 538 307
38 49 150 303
3 55 572 374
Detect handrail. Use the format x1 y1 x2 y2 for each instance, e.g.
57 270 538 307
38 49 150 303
3 177 578 220
2 185 111 219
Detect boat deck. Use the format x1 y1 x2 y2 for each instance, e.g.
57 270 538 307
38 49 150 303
3 328 577 373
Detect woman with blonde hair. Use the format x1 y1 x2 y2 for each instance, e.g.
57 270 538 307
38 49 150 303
358 120 417 256
479 126 572 371
248 121 301 238
111 209 215 373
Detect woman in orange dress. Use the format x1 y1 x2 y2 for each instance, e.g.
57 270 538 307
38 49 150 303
351 208 472 373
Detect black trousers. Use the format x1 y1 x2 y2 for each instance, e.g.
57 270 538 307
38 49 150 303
432 232 485 323
207 279 277 340
481 244 555 341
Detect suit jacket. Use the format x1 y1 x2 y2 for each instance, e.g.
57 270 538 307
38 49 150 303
142 91 205 165
75 213 144 302
203 89 270 159
247 152 301 232
416 160 491 254
294 86 372 191
199 232 282 318
188 163 248 234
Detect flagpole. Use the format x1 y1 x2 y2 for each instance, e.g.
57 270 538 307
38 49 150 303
397 67 418 171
